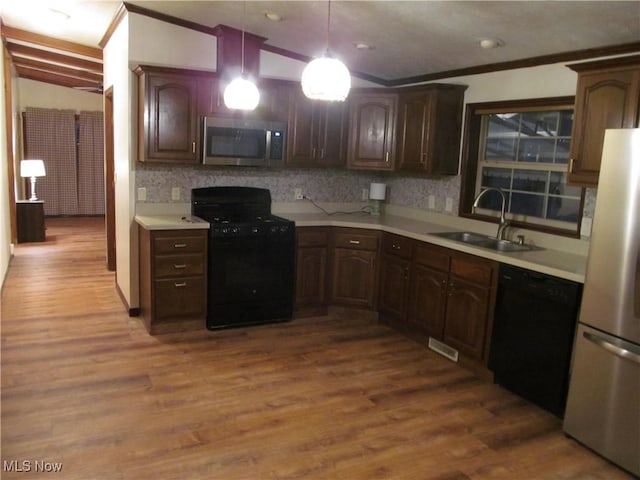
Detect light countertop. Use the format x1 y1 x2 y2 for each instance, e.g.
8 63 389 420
135 214 210 230
134 211 586 283
282 212 587 283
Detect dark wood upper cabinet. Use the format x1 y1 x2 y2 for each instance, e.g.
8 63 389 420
288 91 347 167
347 92 398 170
567 56 640 187
136 66 201 164
396 84 467 175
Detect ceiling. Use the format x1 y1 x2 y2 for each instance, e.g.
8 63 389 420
1 1 639 93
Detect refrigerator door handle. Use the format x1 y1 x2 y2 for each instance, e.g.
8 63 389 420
584 331 640 365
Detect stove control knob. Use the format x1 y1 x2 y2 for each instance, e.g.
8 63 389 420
251 226 259 234
270 226 278 234
221 227 229 235
231 226 239 235
279 225 289 233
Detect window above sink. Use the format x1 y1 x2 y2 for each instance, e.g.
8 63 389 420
459 97 585 239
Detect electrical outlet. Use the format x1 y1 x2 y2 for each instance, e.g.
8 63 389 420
294 188 303 200
445 197 453 212
428 195 435 210
171 187 181 201
137 187 146 201
362 188 369 201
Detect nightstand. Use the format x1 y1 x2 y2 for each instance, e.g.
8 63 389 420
16 200 45 243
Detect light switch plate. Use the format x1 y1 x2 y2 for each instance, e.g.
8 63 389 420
137 187 146 201
171 187 181 201
580 217 593 237
428 195 435 210
294 188 303 200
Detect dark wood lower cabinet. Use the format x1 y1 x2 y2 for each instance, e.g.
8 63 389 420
443 277 492 359
295 227 497 364
295 228 329 317
331 249 378 308
139 227 207 334
407 263 448 342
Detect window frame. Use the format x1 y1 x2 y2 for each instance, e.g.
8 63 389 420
459 96 584 239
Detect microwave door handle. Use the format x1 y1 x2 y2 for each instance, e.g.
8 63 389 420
265 129 272 161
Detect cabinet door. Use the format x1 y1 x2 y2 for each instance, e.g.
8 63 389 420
331 248 377 308
397 91 433 172
443 278 491 359
378 253 411 329
347 94 397 170
145 73 199 163
568 64 640 187
318 102 348 166
288 93 318 166
295 246 327 307
407 264 448 342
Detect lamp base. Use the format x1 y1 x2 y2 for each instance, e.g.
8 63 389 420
29 176 39 202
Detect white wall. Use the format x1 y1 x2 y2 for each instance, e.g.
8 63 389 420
18 79 103 111
0 47 12 289
103 14 135 309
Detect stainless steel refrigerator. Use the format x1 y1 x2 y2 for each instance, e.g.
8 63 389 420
563 128 640 477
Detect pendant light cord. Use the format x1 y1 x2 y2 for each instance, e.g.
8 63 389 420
326 0 331 52
241 1 246 75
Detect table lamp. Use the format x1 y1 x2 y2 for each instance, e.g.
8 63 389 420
369 182 386 216
20 159 46 201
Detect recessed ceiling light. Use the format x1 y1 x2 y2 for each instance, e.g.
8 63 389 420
264 12 282 22
354 43 374 51
479 38 504 49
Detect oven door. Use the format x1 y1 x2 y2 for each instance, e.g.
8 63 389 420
207 232 294 329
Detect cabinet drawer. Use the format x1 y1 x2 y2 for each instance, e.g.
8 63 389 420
414 242 451 272
382 233 413 259
154 253 205 278
154 276 206 319
154 234 205 254
297 228 328 247
333 229 379 250
450 254 495 286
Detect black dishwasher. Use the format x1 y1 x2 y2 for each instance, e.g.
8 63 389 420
488 264 582 417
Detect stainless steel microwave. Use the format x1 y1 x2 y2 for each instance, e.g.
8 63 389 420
202 116 286 167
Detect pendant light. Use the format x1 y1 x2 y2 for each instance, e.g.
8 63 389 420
223 2 260 110
301 0 351 101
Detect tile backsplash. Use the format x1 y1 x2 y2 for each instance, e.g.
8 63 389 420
135 163 596 219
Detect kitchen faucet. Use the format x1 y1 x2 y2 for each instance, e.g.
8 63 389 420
472 187 510 240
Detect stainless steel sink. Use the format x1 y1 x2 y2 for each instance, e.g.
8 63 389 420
430 231 542 252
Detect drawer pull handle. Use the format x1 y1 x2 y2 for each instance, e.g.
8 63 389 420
349 240 361 245
173 264 187 269
568 158 575 173
174 282 187 288
192 141 196 154
173 243 187 248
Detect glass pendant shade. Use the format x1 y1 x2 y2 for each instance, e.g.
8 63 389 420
223 77 260 110
301 54 351 101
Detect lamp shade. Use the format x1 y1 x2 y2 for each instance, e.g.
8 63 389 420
301 54 351 101
223 77 260 110
369 183 386 201
20 159 46 178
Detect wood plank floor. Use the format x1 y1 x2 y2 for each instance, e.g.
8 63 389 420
1 217 633 479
